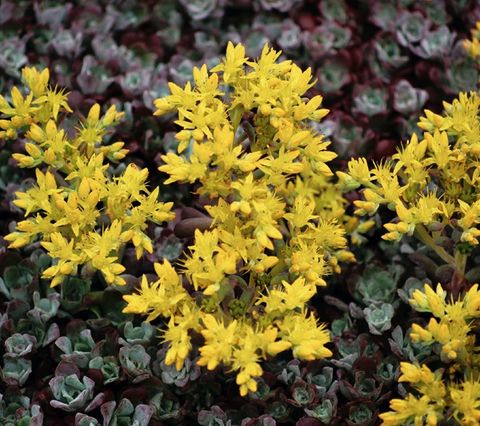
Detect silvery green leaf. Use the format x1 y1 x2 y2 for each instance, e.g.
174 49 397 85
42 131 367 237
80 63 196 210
33 2 72 29
50 29 83 59
1 356 32 386
4 333 36 358
393 80 428 115
411 26 456 59
364 303 394 335
257 0 302 13
396 11 430 47
277 20 302 53
304 398 334 423
49 374 95 412
179 0 224 20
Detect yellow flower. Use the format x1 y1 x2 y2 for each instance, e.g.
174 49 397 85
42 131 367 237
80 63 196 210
163 318 192 371
410 283 447 317
197 314 238 370
122 261 187 321
380 394 442 426
33 86 72 120
278 312 332 360
210 41 246 83
22 67 49 97
232 339 263 396
450 379 480 425
148 42 347 396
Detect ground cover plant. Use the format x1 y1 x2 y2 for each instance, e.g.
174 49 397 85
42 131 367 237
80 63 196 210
1 1 480 425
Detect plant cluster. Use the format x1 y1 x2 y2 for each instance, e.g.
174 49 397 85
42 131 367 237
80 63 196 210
342 89 480 282
123 41 375 397
345 75 480 424
0 67 173 287
0 0 478 174
1 2 480 425
380 283 480 425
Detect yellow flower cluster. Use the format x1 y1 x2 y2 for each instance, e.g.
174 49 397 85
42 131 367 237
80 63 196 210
380 283 480 425
342 91 480 275
123 42 369 395
3 68 174 286
370 31 480 424
410 283 480 363
464 21 480 59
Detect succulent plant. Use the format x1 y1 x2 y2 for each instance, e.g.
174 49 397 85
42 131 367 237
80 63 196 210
0 1 479 424
33 2 72 29
347 403 375 426
1 262 36 303
60 276 91 311
396 11 430 49
153 349 201 387
353 85 389 117
1 356 32 386
353 264 403 305
315 57 351 94
75 413 101 426
363 303 395 335
370 3 397 30
101 399 154 426
256 0 302 13
49 371 96 412
0 37 28 78
88 356 121 384
0 396 43 426
306 365 337 398
150 391 183 421
388 325 432 362
118 344 151 381
55 325 96 369
179 0 224 21
289 379 318 407
198 405 231 426
375 356 399 385
319 0 348 23
412 26 456 59
16 318 60 348
0 150 22 192
120 321 154 346
76 55 114 95
304 398 336 423
302 27 335 61
277 20 302 53
277 359 303 386
373 33 410 71
4 333 36 357
29 291 60 323
50 29 84 59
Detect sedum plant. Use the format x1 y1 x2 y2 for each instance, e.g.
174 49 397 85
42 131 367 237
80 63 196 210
123 42 363 396
346 31 480 423
340 90 480 284
464 20 480 60
1 67 174 287
380 283 480 425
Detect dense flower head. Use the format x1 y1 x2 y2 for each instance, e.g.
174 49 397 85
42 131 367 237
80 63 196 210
464 21 480 60
122 42 369 396
3 67 174 287
354 27 480 425
343 90 480 276
380 282 480 424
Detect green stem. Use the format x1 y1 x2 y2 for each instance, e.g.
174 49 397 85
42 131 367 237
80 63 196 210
414 225 457 268
454 250 467 275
